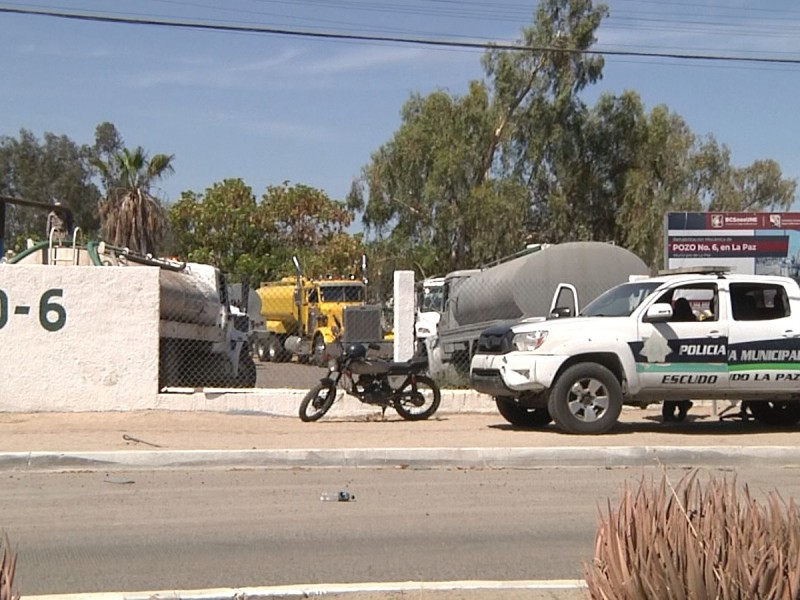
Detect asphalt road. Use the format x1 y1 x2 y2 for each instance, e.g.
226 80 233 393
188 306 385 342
7 464 800 595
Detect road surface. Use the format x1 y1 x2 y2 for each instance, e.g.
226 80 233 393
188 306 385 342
6 464 800 595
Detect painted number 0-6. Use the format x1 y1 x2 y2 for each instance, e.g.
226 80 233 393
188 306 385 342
0 288 66 332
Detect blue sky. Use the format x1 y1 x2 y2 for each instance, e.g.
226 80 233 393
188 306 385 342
2 0 800 215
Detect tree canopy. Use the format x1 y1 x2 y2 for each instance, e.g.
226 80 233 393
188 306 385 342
0 129 100 249
350 0 797 281
168 180 363 288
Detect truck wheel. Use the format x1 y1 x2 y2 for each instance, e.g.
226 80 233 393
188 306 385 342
747 401 800 426
267 335 285 363
495 397 552 428
254 338 269 363
547 363 622 435
312 334 327 367
235 350 257 387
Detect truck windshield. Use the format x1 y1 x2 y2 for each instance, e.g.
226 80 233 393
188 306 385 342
580 281 662 317
420 285 444 312
320 285 364 302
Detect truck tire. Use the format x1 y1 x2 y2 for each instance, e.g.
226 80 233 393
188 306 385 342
235 350 257 388
547 363 622 435
267 334 286 363
747 400 800 427
254 338 269 362
312 334 327 367
495 397 552 428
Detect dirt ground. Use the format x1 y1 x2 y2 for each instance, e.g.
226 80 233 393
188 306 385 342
0 402 796 453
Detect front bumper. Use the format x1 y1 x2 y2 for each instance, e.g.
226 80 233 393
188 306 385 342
469 352 565 396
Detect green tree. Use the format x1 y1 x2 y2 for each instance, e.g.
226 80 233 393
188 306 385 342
263 182 365 280
92 127 174 256
484 0 607 241
0 129 100 249
350 0 609 284
610 98 796 267
168 179 274 288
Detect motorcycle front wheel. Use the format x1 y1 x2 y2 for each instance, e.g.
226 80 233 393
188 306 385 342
394 375 441 421
299 383 337 422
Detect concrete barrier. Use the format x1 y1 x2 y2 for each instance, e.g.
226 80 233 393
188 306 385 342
0 265 160 410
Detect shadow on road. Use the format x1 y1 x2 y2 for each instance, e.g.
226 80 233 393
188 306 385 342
490 412 800 438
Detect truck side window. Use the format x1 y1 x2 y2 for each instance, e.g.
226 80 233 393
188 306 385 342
655 283 717 322
730 283 790 321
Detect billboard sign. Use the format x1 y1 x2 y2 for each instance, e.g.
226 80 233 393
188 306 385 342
665 212 800 277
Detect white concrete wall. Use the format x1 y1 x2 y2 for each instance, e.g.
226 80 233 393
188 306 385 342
0 265 160 411
0 266 495 415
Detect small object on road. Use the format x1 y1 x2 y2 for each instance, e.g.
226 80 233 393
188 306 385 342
104 477 135 485
320 490 355 502
122 434 163 448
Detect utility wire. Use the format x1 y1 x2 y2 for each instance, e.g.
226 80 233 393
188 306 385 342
3 5 800 65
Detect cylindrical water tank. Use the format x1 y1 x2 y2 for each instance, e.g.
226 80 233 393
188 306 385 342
451 242 649 326
159 264 221 326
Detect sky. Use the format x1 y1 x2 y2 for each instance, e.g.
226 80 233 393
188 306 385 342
2 0 800 217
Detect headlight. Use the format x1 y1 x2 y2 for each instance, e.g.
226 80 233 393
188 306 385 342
512 330 548 351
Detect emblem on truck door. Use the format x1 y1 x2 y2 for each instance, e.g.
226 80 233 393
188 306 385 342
639 333 671 363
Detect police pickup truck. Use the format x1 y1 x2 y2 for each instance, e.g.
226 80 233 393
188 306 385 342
469 267 800 434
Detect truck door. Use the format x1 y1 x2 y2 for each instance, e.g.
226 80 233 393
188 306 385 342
635 282 728 394
727 281 800 391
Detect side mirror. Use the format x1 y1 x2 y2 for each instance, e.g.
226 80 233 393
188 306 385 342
549 306 573 319
643 303 673 323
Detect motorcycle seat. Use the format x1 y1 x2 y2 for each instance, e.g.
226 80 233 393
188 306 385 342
386 355 429 375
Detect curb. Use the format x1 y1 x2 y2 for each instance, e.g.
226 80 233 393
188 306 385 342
27 579 588 600
3 445 800 472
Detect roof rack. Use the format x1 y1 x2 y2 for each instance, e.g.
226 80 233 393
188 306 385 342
657 266 732 277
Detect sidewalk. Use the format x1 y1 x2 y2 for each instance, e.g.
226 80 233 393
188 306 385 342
0 399 800 460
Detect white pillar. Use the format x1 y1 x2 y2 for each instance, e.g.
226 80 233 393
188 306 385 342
393 270 415 361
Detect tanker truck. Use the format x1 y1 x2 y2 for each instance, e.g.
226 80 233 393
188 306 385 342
429 242 650 379
2 196 256 390
254 256 383 366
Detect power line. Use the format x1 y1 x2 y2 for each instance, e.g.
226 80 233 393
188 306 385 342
3 5 800 66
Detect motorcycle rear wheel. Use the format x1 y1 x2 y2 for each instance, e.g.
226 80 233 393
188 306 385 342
299 383 337 422
394 375 441 421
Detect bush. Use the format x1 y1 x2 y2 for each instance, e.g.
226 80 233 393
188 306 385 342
1 534 17 600
585 471 800 599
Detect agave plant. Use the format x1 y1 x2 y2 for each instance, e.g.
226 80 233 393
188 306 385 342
0 533 17 600
585 471 800 600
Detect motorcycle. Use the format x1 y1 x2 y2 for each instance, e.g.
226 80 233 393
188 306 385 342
299 337 442 422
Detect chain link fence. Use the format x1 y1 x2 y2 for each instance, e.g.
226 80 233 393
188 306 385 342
158 265 256 390
159 243 648 392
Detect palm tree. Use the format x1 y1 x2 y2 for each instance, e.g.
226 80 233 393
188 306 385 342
93 146 174 256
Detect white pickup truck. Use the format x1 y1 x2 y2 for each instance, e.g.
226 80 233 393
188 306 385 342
469 267 800 434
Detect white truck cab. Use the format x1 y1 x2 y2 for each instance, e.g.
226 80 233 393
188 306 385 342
470 267 800 434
